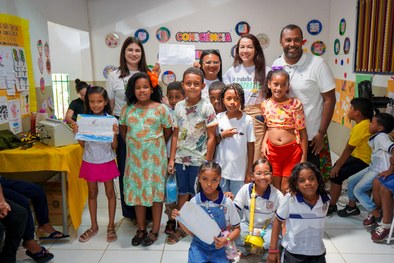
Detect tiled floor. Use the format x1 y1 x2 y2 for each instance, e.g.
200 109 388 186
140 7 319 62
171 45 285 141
15 153 394 262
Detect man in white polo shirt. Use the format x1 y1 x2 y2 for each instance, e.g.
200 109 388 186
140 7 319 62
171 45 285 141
272 24 336 168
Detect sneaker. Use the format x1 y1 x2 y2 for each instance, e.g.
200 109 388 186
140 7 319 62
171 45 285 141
363 214 381 226
337 205 361 217
326 204 337 216
371 226 390 242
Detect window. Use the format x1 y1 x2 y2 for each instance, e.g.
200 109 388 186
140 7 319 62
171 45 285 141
355 0 394 74
51 73 70 119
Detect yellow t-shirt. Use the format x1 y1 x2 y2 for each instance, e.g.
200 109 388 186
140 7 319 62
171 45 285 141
349 119 372 164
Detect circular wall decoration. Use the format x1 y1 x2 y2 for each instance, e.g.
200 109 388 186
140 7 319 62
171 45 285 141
105 32 120 48
343 37 351 54
162 70 176 85
311 41 326 56
103 65 117 79
256 33 270 49
334 39 340 55
307 19 322 35
134 29 149 44
230 45 237 58
235 21 250 36
156 27 171 42
339 18 346 35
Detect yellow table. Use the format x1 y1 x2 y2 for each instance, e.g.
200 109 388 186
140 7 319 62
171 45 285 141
0 142 88 232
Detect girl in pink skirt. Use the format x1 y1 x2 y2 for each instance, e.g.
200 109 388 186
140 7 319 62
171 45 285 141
73 86 119 243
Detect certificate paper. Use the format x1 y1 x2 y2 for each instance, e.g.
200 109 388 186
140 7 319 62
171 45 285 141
176 201 221 244
76 114 117 142
158 44 195 65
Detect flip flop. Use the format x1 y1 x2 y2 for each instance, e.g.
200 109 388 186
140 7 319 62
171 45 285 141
26 246 54 263
39 230 70 240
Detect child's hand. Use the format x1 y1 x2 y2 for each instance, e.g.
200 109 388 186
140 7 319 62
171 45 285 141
168 160 175 174
214 236 228 249
261 140 269 158
224 191 234 200
171 209 180 220
72 123 79 134
378 170 393 180
330 165 340 178
267 252 280 263
0 200 11 219
113 123 119 135
193 61 201 68
221 128 238 138
152 63 161 76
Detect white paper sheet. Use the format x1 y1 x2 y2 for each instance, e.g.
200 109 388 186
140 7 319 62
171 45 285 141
176 201 221 245
158 44 195 65
75 114 117 142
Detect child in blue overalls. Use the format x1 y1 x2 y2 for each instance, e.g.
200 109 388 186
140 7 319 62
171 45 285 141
172 161 241 263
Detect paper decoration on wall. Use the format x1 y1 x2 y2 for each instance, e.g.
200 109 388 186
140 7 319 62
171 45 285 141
46 58 51 74
147 64 154 71
0 96 8 125
256 33 270 49
40 77 45 94
335 59 338 64
134 29 149 44
161 70 176 85
8 98 22 134
44 42 50 58
347 58 350 64
230 45 237 58
38 56 43 74
334 39 340 55
105 32 120 48
37 40 43 56
307 19 322 35
340 59 344 65
311 41 326 56
339 18 346 35
156 27 171 43
195 49 203 60
344 72 347 79
332 79 354 129
103 65 117 79
235 21 250 36
344 37 350 54
20 91 29 115
175 31 232 43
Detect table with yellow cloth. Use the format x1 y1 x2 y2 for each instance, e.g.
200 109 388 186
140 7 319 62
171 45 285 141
0 142 87 231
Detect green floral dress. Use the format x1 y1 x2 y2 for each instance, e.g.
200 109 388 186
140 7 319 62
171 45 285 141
119 104 172 206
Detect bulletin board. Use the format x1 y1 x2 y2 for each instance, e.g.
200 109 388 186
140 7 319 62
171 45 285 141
332 78 355 129
0 14 36 133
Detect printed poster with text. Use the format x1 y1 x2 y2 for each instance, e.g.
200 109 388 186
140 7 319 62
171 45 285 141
332 79 354 129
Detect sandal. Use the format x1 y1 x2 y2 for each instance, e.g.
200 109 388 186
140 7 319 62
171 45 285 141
106 227 118 243
79 228 98 242
141 231 158 247
26 246 54 263
167 227 187 245
131 229 147 246
165 220 176 235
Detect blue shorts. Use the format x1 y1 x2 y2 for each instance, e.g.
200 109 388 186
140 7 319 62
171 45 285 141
378 174 394 194
175 163 199 195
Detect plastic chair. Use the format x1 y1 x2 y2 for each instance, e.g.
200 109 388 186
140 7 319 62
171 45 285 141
386 211 394 245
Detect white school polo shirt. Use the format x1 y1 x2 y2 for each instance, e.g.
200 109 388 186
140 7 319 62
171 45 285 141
272 53 335 140
234 184 283 228
275 192 330 256
368 132 394 172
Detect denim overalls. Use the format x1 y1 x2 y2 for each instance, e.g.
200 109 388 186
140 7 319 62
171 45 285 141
188 192 229 263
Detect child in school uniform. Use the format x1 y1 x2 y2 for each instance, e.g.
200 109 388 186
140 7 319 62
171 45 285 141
234 159 283 260
167 67 218 244
215 83 255 196
268 162 330 263
172 161 241 263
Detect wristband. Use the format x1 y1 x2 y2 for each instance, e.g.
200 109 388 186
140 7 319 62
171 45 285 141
268 249 279 253
226 237 231 245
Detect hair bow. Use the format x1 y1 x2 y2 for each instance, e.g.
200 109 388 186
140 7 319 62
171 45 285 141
147 71 159 88
272 66 284 71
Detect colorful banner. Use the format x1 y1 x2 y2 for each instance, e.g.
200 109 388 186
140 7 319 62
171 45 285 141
175 31 232 43
332 79 355 129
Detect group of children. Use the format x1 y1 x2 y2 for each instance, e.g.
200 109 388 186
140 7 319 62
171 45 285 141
68 57 394 262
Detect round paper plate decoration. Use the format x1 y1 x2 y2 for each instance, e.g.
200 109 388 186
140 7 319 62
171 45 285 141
134 29 149 44
156 27 171 43
235 21 250 36
162 70 176 85
311 41 326 56
334 39 340 55
103 65 117 79
256 33 270 49
343 37 350 54
339 18 346 35
105 32 120 48
230 45 237 58
40 77 45 94
307 19 322 35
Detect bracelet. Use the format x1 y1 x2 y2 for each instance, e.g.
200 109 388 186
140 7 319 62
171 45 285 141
226 237 231 245
268 249 280 253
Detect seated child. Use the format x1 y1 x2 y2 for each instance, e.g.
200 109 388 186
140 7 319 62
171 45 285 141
338 113 394 221
328 98 373 215
370 152 394 242
234 159 283 260
268 162 330 263
209 81 226 114
172 161 240 263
